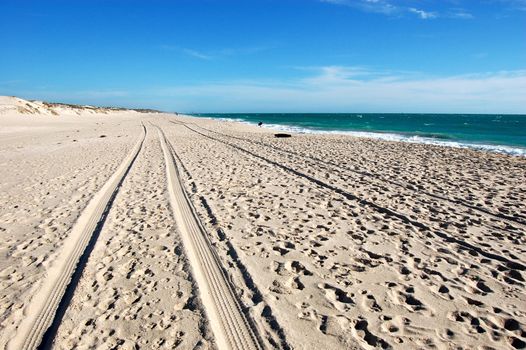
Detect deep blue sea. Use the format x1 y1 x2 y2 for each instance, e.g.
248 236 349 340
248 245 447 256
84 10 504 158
191 113 526 156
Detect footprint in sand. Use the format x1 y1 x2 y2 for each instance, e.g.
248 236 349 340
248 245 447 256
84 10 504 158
318 283 354 312
387 285 432 315
352 317 390 349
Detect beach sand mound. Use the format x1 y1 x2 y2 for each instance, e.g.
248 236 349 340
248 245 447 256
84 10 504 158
0 96 160 117
0 96 49 116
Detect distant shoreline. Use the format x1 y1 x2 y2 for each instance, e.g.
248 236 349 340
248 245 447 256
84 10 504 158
191 113 526 157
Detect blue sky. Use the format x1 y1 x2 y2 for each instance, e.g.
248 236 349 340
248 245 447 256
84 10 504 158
1 0 525 113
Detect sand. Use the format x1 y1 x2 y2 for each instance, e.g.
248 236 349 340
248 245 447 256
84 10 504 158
0 97 525 349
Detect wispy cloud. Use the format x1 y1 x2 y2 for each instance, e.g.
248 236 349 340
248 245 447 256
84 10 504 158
9 67 526 113
448 9 474 19
0 79 25 86
321 0 439 19
408 8 437 19
149 67 526 113
159 44 275 61
294 65 417 83
498 0 526 11
160 45 213 60
181 48 212 60
321 0 398 15
320 0 480 20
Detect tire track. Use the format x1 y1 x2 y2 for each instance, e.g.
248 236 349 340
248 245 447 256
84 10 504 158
6 124 147 350
151 122 291 349
171 120 525 274
156 125 262 350
170 120 526 228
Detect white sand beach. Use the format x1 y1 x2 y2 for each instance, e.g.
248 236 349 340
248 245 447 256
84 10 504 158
0 96 525 349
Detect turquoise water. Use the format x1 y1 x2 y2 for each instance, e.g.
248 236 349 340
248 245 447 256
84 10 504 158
192 113 526 156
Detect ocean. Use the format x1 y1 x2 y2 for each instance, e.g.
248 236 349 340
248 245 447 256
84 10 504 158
191 113 526 156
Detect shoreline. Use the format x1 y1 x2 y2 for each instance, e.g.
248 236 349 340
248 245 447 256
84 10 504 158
191 114 526 157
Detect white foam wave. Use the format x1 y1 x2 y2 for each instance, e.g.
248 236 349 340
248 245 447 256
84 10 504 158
191 116 526 157
259 123 526 157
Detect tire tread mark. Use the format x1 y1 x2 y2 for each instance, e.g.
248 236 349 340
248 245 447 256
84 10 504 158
7 124 147 350
175 121 525 272
155 125 262 350
171 120 526 228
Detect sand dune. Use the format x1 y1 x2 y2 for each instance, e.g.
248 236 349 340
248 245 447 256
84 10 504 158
0 98 525 349
0 96 158 117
